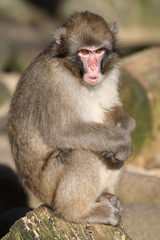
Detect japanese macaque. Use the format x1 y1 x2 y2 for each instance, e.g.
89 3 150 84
8 11 135 226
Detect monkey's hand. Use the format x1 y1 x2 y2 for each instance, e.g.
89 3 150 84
107 106 136 134
101 128 132 162
116 116 136 134
101 151 124 164
101 151 117 162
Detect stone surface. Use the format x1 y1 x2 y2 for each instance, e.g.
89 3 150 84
118 171 160 206
2 205 132 240
120 47 160 168
122 203 160 240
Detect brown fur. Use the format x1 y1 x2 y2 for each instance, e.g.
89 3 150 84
8 12 135 226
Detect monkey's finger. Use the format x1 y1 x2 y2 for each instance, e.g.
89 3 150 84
101 151 115 159
109 157 120 163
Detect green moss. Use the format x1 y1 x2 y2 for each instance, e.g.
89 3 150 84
120 70 152 155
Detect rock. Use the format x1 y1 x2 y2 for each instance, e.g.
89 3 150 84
122 203 160 240
0 207 31 238
2 205 132 240
120 47 160 168
119 69 151 156
0 15 47 72
0 73 20 168
117 171 160 206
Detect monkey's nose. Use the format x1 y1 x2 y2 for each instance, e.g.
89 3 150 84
89 55 97 71
89 61 97 71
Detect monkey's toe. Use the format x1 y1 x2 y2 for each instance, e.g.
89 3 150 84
102 200 121 226
97 193 122 212
109 195 122 212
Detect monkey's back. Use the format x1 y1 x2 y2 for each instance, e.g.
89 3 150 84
7 51 65 200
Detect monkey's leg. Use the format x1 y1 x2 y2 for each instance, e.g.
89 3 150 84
53 150 121 226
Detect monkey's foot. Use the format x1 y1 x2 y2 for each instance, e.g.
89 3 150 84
97 192 122 212
83 193 121 226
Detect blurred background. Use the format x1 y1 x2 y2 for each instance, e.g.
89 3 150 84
0 0 160 239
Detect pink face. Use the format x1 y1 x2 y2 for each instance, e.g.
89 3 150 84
78 47 106 85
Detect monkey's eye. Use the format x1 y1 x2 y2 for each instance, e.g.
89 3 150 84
81 50 89 55
96 49 105 54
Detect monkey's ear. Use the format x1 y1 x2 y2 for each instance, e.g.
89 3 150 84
109 22 118 36
54 27 66 45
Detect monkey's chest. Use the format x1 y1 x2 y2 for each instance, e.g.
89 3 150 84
80 101 105 123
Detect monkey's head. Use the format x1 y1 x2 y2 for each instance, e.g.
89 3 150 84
52 11 119 86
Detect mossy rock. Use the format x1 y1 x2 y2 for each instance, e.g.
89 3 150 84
120 69 152 155
2 205 132 240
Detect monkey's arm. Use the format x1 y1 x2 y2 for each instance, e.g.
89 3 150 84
100 106 135 162
44 120 132 162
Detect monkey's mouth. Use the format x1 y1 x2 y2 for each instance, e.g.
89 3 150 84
87 76 100 84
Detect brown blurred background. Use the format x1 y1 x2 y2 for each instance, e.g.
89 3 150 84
0 1 160 239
